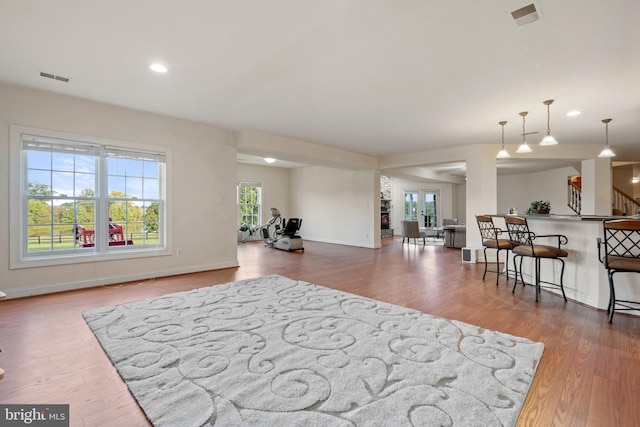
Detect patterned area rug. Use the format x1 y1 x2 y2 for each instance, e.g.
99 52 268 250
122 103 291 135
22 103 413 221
83 275 543 427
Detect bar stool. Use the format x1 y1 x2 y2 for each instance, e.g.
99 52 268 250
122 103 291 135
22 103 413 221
505 216 568 302
475 215 514 285
597 219 640 323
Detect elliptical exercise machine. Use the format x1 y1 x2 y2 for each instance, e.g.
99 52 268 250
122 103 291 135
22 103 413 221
260 208 304 252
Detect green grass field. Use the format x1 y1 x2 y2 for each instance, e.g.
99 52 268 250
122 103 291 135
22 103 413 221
28 233 160 252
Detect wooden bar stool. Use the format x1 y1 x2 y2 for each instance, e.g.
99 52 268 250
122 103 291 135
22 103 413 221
475 215 514 285
505 216 568 302
597 219 640 323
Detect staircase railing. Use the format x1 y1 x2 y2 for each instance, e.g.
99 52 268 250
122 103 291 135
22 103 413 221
567 180 639 215
613 186 640 215
567 180 581 214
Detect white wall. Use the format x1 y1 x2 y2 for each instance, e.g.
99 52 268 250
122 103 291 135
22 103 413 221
238 130 379 171
497 166 580 216
237 163 291 224
613 164 634 196
0 82 238 298
290 166 380 248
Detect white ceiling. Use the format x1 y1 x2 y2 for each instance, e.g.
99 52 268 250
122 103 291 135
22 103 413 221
1 0 639 178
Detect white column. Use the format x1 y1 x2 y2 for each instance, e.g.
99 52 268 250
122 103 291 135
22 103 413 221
373 169 382 249
581 158 612 216
465 146 498 254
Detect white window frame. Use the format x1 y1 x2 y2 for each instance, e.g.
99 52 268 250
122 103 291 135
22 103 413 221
237 181 263 229
9 125 172 269
404 189 441 227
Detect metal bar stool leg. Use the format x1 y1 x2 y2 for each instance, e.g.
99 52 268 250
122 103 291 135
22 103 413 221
512 255 521 293
558 259 567 301
504 249 509 285
608 270 616 323
494 248 501 286
500 248 512 286
482 247 489 280
535 257 541 302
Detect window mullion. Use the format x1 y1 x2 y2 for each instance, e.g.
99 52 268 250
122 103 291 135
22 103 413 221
97 151 108 252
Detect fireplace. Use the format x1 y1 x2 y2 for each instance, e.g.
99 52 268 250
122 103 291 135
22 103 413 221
381 213 390 229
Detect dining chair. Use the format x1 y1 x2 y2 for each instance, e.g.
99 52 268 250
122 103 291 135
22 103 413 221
401 220 426 245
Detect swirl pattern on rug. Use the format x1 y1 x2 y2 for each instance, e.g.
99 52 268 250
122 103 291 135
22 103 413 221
83 275 543 426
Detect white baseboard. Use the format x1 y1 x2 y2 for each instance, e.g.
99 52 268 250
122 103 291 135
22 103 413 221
304 237 377 249
3 259 239 299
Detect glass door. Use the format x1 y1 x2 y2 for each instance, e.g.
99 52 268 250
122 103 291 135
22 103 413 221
405 190 440 228
404 191 419 220
423 192 438 227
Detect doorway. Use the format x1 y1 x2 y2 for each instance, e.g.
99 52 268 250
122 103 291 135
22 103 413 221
404 190 440 227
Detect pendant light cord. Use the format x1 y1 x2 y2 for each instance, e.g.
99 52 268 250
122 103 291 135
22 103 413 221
546 103 551 133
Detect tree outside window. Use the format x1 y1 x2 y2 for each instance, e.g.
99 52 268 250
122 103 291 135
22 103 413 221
238 182 262 233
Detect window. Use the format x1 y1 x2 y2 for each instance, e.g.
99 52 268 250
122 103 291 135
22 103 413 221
106 147 163 247
238 182 262 229
10 126 168 267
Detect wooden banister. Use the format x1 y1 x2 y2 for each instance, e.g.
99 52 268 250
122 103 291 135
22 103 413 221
567 180 581 214
613 186 640 215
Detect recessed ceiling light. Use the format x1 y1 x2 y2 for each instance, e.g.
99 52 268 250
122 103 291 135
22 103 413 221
150 63 168 73
264 158 276 164
566 110 581 117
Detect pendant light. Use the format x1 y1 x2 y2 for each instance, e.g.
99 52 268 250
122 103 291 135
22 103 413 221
516 111 532 153
496 121 510 158
539 99 558 145
598 118 615 158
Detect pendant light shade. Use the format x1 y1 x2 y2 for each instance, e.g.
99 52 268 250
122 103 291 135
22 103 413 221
516 112 532 153
540 134 557 145
598 119 616 158
496 121 510 158
516 142 532 153
598 147 615 158
539 99 558 146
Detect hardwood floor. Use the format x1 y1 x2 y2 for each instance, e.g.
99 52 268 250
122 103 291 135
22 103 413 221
1 238 638 426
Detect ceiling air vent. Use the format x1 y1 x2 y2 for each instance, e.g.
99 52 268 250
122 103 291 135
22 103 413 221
511 3 539 27
40 71 70 83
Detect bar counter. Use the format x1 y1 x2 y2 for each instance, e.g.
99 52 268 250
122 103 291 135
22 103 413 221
490 214 640 317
